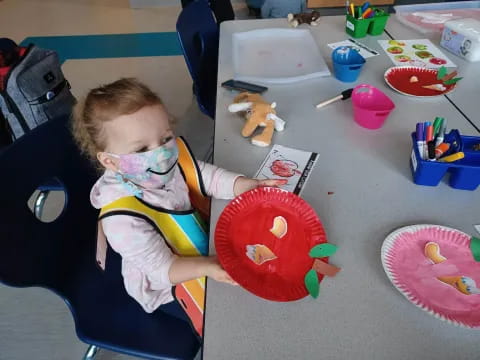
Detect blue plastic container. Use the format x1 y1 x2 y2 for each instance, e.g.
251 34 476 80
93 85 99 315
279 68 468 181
410 130 480 190
332 46 366 83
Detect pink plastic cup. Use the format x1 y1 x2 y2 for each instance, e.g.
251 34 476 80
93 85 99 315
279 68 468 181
352 84 395 129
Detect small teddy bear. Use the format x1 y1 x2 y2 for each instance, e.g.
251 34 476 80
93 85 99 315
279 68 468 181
228 92 285 147
287 11 320 28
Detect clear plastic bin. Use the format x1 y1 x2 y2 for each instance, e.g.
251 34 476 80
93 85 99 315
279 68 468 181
394 1 480 34
232 29 330 84
441 18 480 62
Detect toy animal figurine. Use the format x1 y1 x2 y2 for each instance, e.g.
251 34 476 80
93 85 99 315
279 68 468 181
287 11 320 28
228 92 285 147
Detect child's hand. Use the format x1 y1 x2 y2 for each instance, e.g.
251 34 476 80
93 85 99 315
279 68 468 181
205 256 237 285
233 177 288 196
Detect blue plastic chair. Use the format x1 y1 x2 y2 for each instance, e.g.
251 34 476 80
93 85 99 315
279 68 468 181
0 115 200 360
181 0 234 24
177 0 220 119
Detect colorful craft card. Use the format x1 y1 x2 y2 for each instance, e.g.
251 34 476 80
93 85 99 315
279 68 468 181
379 39 456 69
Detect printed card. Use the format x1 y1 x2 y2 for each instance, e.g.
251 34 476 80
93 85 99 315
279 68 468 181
255 144 318 195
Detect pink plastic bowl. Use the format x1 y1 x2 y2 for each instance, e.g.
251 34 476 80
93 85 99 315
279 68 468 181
352 84 395 129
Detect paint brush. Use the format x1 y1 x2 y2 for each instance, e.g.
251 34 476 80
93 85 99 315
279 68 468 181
316 88 353 109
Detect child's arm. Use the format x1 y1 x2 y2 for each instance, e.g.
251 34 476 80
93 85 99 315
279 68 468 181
169 256 236 285
197 161 242 199
102 215 235 288
233 177 287 196
198 161 287 199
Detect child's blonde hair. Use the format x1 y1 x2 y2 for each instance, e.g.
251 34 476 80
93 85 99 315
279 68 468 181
72 78 166 161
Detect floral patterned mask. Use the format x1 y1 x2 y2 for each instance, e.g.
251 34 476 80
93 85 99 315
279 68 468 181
109 138 178 191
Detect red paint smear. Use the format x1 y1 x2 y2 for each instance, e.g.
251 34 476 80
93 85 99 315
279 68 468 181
270 159 298 177
386 67 455 97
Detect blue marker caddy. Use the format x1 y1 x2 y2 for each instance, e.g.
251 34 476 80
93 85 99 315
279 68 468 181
410 130 480 190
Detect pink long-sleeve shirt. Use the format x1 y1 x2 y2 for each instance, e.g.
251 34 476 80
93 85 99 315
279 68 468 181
90 162 241 312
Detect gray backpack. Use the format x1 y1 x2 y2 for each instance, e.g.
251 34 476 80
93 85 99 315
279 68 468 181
0 41 75 142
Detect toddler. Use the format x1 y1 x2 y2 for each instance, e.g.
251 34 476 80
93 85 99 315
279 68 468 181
261 0 306 18
72 78 283 329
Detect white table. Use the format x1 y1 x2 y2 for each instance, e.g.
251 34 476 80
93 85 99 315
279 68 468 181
386 16 480 132
203 16 480 360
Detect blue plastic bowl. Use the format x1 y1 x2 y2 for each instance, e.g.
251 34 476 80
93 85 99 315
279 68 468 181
332 46 366 83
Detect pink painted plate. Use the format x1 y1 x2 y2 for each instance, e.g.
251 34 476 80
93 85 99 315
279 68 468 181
381 224 480 329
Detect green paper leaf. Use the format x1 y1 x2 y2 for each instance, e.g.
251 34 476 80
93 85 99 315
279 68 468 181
304 269 320 298
309 243 338 258
443 77 463 85
437 66 447 80
470 237 480 262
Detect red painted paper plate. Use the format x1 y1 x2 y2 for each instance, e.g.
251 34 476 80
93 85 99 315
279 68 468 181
215 187 327 301
384 66 457 97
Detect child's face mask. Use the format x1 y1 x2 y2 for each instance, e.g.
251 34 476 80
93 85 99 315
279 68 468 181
109 138 178 189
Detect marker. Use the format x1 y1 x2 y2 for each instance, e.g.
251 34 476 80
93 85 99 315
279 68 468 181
424 125 434 159
346 0 350 14
362 8 373 18
433 117 443 137
361 2 370 11
438 152 464 163
426 125 434 142
422 126 428 160
428 141 436 161
435 142 450 159
416 123 425 160
350 2 355 16
358 6 363 19
435 126 445 147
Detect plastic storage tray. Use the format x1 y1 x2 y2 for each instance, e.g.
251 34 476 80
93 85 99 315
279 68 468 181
232 28 330 84
410 130 480 190
394 1 480 34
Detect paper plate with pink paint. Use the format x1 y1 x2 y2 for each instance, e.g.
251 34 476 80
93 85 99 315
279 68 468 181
381 224 480 329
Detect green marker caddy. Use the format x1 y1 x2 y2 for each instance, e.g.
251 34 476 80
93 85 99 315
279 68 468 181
345 14 372 38
368 8 390 36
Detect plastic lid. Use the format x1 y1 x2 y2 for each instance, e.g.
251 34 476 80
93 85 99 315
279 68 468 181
445 18 480 41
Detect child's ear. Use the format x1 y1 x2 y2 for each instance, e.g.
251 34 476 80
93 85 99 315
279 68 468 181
97 152 119 172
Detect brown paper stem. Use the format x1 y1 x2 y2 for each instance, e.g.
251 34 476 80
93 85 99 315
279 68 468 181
313 259 341 277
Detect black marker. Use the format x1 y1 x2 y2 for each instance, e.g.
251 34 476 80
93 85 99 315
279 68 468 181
428 141 436 161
